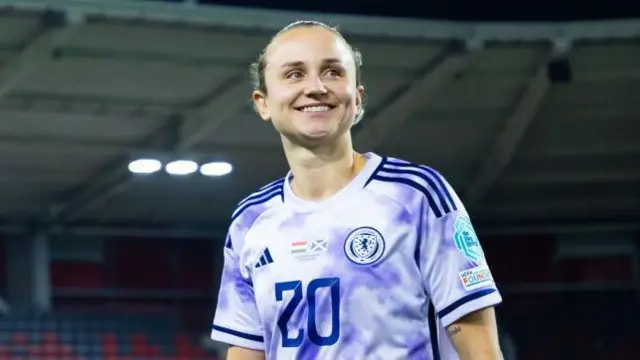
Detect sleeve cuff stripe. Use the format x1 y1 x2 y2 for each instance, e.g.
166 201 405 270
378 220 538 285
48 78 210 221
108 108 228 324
437 288 496 318
212 324 264 342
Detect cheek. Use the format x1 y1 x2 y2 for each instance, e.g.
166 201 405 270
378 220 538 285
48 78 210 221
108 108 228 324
263 79 295 109
267 86 298 108
334 84 358 105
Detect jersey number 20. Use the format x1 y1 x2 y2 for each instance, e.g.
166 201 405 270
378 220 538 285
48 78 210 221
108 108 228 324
275 277 340 347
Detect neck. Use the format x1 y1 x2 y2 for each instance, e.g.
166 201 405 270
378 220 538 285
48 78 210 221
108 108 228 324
282 134 362 201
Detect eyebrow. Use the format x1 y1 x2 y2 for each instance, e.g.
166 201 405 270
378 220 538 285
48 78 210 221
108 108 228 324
280 58 343 69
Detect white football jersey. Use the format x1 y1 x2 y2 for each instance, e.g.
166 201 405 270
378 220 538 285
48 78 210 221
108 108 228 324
211 152 502 360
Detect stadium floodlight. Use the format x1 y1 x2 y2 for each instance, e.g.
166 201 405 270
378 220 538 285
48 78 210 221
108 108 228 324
165 160 198 175
128 158 162 174
200 161 233 177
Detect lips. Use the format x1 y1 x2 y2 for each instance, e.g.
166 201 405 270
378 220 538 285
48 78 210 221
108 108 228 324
295 104 336 113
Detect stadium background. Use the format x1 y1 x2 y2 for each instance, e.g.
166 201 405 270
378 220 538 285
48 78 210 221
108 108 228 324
0 0 639 359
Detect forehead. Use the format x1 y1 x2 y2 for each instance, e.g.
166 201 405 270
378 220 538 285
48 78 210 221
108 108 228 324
265 27 353 68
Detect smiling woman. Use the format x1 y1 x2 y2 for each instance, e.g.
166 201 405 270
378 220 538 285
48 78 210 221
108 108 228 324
211 20 503 360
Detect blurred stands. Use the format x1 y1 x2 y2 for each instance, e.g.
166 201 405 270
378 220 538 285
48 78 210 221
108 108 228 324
0 309 219 359
0 234 221 359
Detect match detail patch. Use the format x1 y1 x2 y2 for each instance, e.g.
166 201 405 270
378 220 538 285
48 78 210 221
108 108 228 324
459 265 494 291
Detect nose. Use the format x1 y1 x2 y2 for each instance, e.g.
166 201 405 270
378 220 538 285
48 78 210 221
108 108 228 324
303 76 328 96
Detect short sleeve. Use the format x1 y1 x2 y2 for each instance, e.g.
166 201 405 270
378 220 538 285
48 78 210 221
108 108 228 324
419 176 502 327
211 232 265 350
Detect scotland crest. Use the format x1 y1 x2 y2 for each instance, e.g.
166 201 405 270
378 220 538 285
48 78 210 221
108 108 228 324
453 216 484 264
344 227 385 265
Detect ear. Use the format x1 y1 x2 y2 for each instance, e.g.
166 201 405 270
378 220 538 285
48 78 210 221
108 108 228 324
355 85 365 114
252 90 271 122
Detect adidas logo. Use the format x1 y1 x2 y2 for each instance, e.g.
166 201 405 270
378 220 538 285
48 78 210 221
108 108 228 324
254 248 274 268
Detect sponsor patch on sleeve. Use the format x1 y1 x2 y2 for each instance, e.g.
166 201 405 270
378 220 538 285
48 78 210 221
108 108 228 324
453 215 485 264
459 265 494 291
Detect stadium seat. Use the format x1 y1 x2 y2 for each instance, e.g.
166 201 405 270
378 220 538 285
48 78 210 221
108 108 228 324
0 311 220 360
11 332 28 345
42 332 58 344
0 345 9 358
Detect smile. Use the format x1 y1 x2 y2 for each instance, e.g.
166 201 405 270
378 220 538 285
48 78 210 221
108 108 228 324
296 104 335 113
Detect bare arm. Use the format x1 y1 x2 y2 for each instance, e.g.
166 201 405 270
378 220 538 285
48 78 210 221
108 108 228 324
446 307 502 360
226 346 266 360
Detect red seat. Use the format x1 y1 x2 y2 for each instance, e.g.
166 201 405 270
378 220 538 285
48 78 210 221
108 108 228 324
174 333 192 355
42 332 59 344
101 332 118 345
147 344 163 356
41 343 61 356
59 344 75 356
131 333 147 345
101 344 119 357
132 344 148 356
11 332 28 345
28 345 45 357
191 347 205 357
176 345 192 357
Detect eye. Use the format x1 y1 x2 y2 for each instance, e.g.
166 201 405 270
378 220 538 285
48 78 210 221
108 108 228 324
324 69 341 78
286 71 303 80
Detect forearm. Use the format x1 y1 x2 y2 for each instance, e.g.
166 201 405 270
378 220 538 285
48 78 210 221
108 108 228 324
226 346 266 360
447 307 502 360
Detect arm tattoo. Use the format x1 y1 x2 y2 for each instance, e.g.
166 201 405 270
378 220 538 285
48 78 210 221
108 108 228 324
447 325 462 337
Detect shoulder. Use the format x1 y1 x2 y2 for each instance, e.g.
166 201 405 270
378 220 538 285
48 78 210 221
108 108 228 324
225 177 286 250
231 177 286 223
366 155 460 219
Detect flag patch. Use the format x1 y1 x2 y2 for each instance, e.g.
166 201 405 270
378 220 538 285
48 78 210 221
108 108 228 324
310 239 328 253
290 241 308 254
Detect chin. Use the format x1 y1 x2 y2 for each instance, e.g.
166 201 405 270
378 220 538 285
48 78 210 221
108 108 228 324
299 131 334 144
291 121 334 137
280 128 337 148
277 118 350 146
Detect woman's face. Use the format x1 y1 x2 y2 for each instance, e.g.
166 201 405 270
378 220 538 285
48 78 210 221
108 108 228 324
253 26 364 146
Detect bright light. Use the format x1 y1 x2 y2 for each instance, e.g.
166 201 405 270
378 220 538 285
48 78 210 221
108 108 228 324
165 160 198 175
128 158 162 174
200 161 233 176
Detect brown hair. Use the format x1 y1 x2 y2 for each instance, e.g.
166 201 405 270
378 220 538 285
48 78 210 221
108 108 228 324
249 20 365 122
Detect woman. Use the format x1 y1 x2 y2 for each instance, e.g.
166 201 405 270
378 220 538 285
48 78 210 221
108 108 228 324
211 20 504 360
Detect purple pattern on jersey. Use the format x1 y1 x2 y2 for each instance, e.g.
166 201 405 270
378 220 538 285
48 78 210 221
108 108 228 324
211 153 502 360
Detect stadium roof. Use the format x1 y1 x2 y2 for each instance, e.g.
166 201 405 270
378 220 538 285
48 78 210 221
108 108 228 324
199 0 639 22
0 0 638 239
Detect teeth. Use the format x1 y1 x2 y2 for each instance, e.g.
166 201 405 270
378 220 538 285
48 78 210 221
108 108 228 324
301 105 330 112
